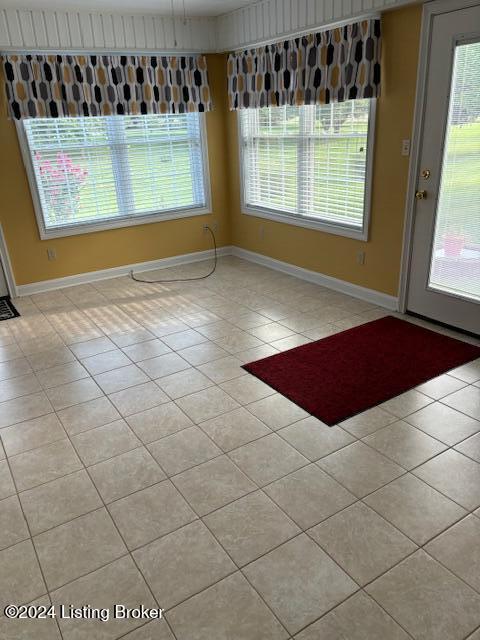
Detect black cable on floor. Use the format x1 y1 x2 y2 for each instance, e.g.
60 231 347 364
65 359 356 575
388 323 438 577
129 225 218 285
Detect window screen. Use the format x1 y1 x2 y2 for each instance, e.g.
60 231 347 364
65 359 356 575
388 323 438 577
22 113 208 235
239 100 373 232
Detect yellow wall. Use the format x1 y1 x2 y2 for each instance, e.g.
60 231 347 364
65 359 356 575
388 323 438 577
0 6 421 294
0 54 230 286
227 4 422 296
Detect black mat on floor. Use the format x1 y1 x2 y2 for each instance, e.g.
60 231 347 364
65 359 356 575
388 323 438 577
0 296 20 321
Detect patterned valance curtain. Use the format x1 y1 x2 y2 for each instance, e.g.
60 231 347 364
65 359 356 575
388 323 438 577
227 18 381 110
2 54 212 119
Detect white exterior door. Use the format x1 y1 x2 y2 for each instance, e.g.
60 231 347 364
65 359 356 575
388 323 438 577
0 262 8 297
407 2 480 335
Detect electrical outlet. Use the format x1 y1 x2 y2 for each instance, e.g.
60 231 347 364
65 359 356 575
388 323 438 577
47 248 57 261
401 139 411 157
356 251 366 265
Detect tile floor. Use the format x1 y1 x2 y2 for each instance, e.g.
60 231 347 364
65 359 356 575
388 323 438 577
0 255 479 640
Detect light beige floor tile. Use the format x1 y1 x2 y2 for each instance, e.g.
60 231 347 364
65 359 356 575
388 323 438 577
20 469 102 535
302 324 340 340
246 394 309 430
363 421 446 469
72 419 141 466
171 456 256 516
57 395 121 436
122 338 171 363
264 464 356 530
248 322 295 342
270 334 312 350
36 361 90 391
0 342 23 362
108 480 196 549
199 407 271 451
81 349 131 375
175 386 240 423
0 356 33 382
442 386 480 420
364 474 467 545
69 336 116 359
137 353 191 380
405 402 480 445
413 449 480 510
416 374 467 399
380 389 432 418
1 413 66 456
34 507 127 590
168 572 288 640
0 373 42 403
366 550 480 640
204 490 300 566
89 446 166 503
151 318 190 338
340 406 399 438
156 368 213 399
196 320 238 340
161 329 208 351
0 460 16 499
148 426 221 476
27 346 75 371
426 515 480 591
449 358 480 383
0 391 53 428
197 355 245 383
51 555 156 640
214 330 264 354
295 591 409 640
109 381 170 416
177 342 229 366
0 594 61 640
220 375 275 405
279 419 355 460
243 534 357 635
455 431 480 462
94 364 149 394
134 520 235 609
229 433 308 486
110 328 155 348
0 495 29 550
318 442 404 498
309 502 416 586
235 344 279 364
126 402 193 444
46 377 103 410
0 540 46 611
10 439 82 491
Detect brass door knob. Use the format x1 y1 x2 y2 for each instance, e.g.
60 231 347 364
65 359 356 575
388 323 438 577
415 190 427 200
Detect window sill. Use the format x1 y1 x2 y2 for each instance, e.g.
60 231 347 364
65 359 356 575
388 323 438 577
242 206 369 241
38 206 212 240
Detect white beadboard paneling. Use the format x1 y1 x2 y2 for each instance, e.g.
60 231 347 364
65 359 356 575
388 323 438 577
18 10 35 47
133 15 146 48
0 11 10 47
5 8 23 46
67 12 83 47
56 12 71 48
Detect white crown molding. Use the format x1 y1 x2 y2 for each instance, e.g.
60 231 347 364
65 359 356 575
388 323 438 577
14 243 398 311
0 0 420 53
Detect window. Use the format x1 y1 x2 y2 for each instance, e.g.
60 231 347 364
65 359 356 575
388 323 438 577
239 100 375 239
19 113 210 238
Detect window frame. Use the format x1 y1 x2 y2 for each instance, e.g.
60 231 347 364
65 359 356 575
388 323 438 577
16 113 212 240
237 99 377 241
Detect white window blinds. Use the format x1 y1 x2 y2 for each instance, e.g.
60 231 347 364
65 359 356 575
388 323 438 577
22 113 208 235
239 100 373 233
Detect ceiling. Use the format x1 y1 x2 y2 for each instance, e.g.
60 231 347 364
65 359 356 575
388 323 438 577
2 0 253 17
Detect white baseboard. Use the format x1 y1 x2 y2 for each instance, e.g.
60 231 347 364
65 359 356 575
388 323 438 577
14 243 398 311
16 246 233 297
231 246 399 311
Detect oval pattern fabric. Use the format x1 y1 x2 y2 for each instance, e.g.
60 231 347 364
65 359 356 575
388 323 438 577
2 54 212 119
227 19 381 110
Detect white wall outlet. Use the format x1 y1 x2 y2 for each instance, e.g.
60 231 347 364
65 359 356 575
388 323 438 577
356 250 366 265
401 139 411 157
47 248 57 261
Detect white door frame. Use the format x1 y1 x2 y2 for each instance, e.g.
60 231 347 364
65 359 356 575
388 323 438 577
398 0 480 314
0 224 18 298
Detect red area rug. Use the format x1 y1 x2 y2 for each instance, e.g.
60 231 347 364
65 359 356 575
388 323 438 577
243 315 480 426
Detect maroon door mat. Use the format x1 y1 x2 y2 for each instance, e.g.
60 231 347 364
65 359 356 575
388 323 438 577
242 315 480 426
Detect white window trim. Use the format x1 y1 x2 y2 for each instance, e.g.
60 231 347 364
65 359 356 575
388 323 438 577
16 114 212 240
238 99 377 242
